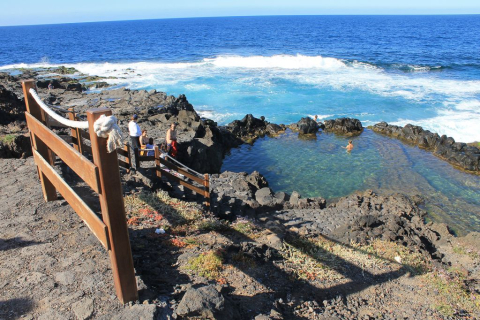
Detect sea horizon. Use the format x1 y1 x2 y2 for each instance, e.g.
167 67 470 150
2 13 480 27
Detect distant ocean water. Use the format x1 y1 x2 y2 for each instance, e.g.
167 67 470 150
1 15 480 142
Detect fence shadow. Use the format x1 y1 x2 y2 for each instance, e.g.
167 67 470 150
0 298 35 320
0 237 42 252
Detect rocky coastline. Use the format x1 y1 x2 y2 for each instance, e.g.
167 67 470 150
1 68 479 319
371 122 480 173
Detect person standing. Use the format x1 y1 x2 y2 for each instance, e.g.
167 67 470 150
129 114 141 149
166 122 178 158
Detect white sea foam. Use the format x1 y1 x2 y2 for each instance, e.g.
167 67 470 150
2 55 479 141
309 114 334 120
2 56 478 104
195 106 242 123
205 54 346 70
393 105 480 143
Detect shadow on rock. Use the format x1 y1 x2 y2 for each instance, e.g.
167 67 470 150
0 297 35 320
0 237 42 252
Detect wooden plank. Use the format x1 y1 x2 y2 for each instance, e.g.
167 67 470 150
157 156 204 184
157 166 206 195
25 113 101 194
68 108 83 154
204 173 210 207
32 150 110 250
22 80 57 202
154 146 162 178
138 155 155 162
116 147 129 157
118 160 130 169
87 108 138 304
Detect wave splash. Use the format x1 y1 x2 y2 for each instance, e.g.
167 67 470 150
2 54 479 142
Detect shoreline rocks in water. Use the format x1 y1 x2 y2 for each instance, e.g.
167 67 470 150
323 117 363 135
288 117 321 135
226 114 286 144
372 121 480 172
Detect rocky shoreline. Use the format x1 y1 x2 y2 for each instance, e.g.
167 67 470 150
1 68 479 319
371 122 480 173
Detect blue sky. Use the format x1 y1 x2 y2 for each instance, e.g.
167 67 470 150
1 0 479 26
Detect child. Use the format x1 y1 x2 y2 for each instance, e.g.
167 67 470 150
146 138 155 156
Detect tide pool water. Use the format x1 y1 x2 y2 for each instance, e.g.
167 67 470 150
222 130 480 235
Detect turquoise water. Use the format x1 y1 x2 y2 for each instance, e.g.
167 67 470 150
221 129 480 235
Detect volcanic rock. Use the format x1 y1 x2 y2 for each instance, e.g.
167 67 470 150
323 118 363 135
288 117 319 134
372 122 480 172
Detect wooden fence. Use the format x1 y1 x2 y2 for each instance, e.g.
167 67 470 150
68 109 132 172
22 80 138 304
134 146 210 207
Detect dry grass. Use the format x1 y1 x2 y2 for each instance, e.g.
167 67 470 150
426 267 480 318
124 190 203 230
280 235 430 282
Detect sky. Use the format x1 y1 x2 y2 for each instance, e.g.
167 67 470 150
1 0 479 26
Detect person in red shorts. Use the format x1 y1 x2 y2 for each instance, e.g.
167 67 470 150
166 122 178 158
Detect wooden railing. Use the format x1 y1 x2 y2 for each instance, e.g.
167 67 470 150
68 109 132 172
22 80 138 304
134 146 210 207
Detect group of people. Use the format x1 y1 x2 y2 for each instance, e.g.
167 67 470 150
128 114 178 160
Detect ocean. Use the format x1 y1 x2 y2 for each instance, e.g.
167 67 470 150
1 15 479 233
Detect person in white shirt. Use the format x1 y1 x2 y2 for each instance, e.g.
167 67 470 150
128 114 141 149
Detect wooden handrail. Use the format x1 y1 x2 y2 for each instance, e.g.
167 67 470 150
25 112 101 193
157 156 205 184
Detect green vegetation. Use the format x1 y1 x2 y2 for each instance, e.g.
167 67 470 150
231 219 258 237
196 218 228 232
0 134 16 144
184 250 224 280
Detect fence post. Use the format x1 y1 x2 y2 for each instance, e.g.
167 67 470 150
125 143 131 173
204 174 210 208
86 108 138 304
154 145 162 178
22 80 57 202
68 108 84 155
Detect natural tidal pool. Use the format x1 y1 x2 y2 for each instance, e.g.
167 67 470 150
221 129 480 235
